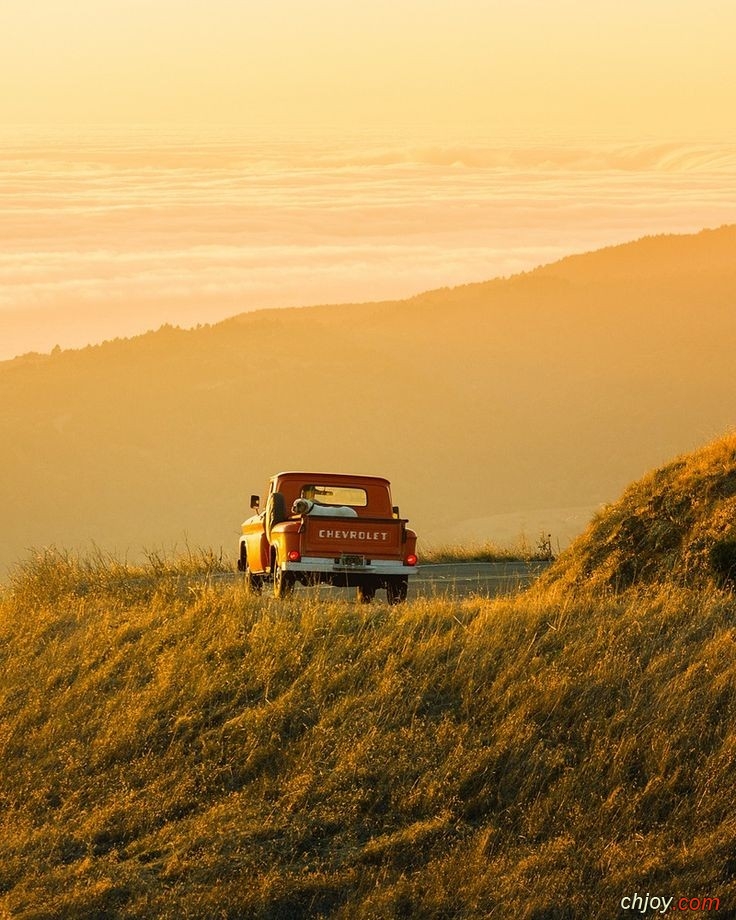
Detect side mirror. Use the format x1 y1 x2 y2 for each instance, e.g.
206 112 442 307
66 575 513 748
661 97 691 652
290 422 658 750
393 505 400 518
250 494 260 511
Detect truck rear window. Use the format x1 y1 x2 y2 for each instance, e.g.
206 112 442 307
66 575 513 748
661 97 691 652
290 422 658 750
300 485 368 507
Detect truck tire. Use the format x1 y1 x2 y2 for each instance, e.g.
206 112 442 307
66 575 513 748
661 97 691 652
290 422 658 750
244 559 263 595
265 491 288 543
386 576 408 605
239 543 262 593
356 582 376 604
273 559 295 599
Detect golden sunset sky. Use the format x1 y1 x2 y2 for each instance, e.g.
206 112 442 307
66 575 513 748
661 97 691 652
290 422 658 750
2 1 736 358
4 0 735 133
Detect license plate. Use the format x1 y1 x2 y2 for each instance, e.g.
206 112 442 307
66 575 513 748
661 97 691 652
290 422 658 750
338 554 365 567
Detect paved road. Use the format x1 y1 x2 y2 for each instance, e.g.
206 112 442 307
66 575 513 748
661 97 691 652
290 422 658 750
407 561 552 599
221 561 553 602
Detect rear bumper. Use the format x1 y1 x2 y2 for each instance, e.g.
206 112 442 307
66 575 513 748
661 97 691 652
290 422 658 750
283 556 417 576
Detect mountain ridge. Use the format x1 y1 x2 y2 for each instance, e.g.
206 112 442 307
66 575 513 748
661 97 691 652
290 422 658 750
1 225 734 573
5 224 734 368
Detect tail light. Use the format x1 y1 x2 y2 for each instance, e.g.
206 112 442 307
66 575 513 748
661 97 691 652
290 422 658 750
405 553 418 566
288 550 301 562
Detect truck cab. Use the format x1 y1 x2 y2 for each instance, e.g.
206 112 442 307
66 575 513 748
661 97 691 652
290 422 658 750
238 472 417 603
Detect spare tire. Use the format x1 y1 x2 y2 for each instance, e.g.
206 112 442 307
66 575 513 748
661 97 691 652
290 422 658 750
265 491 288 542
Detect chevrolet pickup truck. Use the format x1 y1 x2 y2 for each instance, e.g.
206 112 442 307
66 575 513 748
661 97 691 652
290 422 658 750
237 471 418 602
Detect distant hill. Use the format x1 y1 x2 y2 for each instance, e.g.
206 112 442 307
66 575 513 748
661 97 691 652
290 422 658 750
1 225 735 572
543 432 736 591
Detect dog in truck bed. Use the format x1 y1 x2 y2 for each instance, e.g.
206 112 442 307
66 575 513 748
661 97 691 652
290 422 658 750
292 499 358 518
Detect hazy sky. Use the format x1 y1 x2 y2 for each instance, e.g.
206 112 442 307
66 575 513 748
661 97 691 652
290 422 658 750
2 2 736 359
3 0 735 136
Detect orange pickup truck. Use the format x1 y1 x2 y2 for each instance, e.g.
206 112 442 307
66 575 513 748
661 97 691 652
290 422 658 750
238 471 418 603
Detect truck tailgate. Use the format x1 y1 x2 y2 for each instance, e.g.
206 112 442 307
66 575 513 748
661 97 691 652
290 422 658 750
301 516 404 559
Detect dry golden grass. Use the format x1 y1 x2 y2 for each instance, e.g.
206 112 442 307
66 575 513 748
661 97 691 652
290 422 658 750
1 541 735 918
419 533 554 565
544 432 736 592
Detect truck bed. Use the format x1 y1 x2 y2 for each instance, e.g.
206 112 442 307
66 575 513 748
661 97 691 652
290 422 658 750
299 515 406 560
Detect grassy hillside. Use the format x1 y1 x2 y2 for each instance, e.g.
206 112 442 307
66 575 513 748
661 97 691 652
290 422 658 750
544 432 736 592
1 546 735 917
1 225 736 573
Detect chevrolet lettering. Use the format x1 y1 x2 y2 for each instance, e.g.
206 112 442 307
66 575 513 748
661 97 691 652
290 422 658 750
238 472 418 603
318 529 391 541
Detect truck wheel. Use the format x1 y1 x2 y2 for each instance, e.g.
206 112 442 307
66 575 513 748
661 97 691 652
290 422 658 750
386 577 408 605
273 560 295 599
265 491 288 543
244 560 263 595
356 583 375 604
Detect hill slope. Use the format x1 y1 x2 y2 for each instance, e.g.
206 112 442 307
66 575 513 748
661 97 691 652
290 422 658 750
1 225 735 572
1 547 735 917
543 432 736 591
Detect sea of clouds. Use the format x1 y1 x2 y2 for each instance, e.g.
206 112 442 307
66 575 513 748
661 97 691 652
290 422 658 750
1 127 735 360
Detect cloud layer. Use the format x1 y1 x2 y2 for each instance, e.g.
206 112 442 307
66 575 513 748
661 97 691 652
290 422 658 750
2 128 735 359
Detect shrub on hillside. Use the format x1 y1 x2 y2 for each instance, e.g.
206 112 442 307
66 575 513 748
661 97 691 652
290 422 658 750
709 537 736 589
